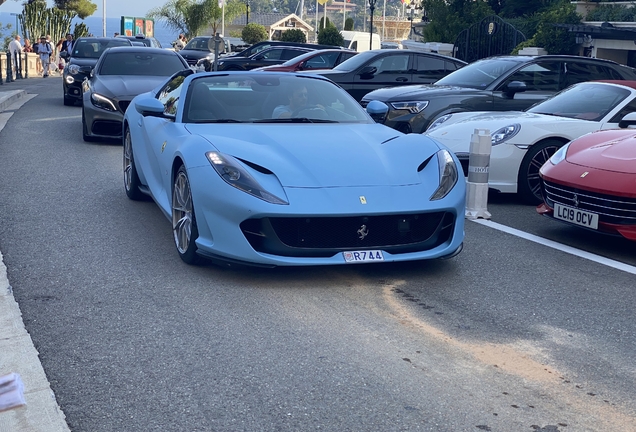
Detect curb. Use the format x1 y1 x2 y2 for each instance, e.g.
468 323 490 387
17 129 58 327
0 90 28 113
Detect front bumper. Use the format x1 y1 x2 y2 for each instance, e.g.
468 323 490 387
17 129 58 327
83 93 129 139
187 168 466 266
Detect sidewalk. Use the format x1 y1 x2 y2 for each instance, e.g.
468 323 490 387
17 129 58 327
0 80 72 432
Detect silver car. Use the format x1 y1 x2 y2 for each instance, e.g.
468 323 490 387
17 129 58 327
81 46 189 142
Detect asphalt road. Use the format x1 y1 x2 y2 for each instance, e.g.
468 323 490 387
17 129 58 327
0 78 635 432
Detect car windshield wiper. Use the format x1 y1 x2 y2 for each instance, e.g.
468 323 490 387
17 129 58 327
193 119 244 123
253 118 338 123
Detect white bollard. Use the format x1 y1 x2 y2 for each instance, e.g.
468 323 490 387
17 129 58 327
465 128 492 220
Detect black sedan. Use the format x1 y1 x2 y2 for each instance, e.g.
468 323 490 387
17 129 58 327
304 49 467 102
62 37 132 106
214 46 314 71
80 47 189 141
361 54 636 134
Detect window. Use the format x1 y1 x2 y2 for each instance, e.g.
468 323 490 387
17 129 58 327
369 54 409 74
609 97 636 123
415 56 445 77
281 49 307 61
503 61 561 92
562 62 623 88
158 72 190 116
100 52 185 76
260 49 284 60
445 61 460 72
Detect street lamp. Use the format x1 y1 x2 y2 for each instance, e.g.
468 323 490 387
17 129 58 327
368 0 376 51
246 0 250 25
10 13 19 36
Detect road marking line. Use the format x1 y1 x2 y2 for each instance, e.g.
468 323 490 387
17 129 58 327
472 219 636 275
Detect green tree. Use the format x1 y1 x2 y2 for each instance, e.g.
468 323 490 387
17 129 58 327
422 0 494 43
319 16 332 31
514 0 581 55
53 0 97 20
344 17 354 31
317 26 343 46
280 29 306 43
148 0 244 39
242 23 268 44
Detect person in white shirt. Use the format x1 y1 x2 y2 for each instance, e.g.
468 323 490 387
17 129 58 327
8 35 23 75
35 36 53 77
172 34 185 51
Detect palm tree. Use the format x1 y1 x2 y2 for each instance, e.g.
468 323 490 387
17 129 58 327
148 0 244 39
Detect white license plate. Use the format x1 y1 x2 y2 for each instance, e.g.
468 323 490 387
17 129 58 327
554 203 599 229
343 250 384 263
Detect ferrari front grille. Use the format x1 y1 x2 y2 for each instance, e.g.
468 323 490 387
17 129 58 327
543 180 636 224
240 212 456 258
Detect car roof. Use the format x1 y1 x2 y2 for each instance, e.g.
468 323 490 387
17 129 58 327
104 46 174 55
77 37 126 42
356 49 466 63
481 54 626 66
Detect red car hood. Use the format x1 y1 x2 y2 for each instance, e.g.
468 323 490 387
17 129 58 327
568 130 636 174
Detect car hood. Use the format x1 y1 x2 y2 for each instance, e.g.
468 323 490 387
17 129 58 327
363 84 481 102
93 76 168 98
185 124 440 187
179 49 213 60
426 111 594 152
68 57 98 67
568 131 636 174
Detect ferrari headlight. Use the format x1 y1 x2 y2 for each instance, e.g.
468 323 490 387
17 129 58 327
90 93 117 112
549 142 570 165
491 124 520 146
206 152 288 205
426 114 453 132
430 149 458 201
390 101 429 114
68 64 81 75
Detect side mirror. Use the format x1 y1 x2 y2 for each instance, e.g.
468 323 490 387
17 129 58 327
359 66 377 77
135 97 167 118
254 54 265 61
79 65 92 74
504 80 527 96
366 100 389 123
296 61 306 71
619 112 636 128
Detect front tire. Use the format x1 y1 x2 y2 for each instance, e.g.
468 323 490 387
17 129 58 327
63 95 74 106
517 139 563 204
123 127 144 201
172 165 200 265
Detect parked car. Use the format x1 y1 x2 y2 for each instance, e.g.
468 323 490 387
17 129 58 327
222 40 345 59
177 36 232 68
117 34 163 48
361 55 636 133
537 113 636 241
424 80 636 203
62 37 133 106
253 49 358 72
81 46 189 141
213 46 314 71
123 71 465 266
305 49 467 102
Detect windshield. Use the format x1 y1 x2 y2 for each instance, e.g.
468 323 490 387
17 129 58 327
527 82 630 121
184 37 211 51
184 74 373 124
99 52 186 76
72 39 131 59
435 58 521 89
332 51 377 71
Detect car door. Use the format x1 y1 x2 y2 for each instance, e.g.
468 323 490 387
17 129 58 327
412 54 448 84
249 47 286 69
492 60 563 111
350 52 412 101
137 72 191 208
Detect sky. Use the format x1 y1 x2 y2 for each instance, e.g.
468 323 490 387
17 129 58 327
0 0 158 18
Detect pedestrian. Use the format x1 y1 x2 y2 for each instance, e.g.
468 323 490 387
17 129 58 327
172 34 185 51
8 35 23 75
23 39 33 53
61 33 73 53
35 36 53 77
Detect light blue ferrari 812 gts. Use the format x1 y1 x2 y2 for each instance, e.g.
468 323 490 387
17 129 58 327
123 70 465 266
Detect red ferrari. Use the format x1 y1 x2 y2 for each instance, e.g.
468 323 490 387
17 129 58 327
253 49 357 72
537 113 636 240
